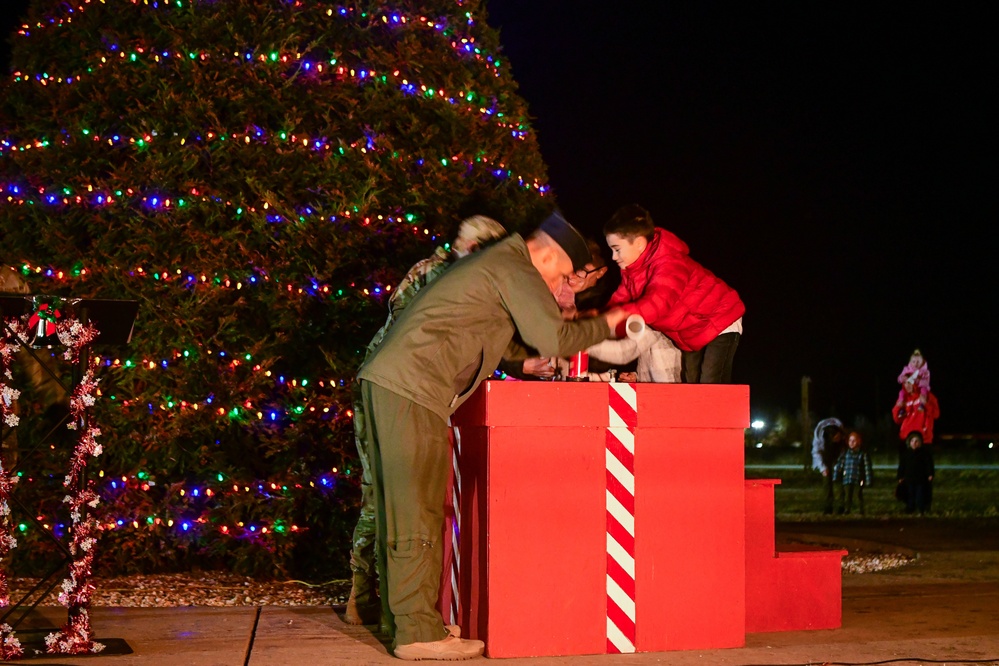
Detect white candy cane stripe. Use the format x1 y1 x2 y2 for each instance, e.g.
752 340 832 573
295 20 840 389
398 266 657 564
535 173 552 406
606 572 637 621
606 448 635 495
606 383 637 654
448 425 462 625
608 382 638 427
606 531 636 579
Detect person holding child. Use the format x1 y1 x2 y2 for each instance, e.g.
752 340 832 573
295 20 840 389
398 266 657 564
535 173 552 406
894 378 940 448
602 204 745 383
834 431 873 515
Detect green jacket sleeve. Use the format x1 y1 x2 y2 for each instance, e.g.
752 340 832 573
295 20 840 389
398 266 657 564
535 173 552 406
497 270 609 358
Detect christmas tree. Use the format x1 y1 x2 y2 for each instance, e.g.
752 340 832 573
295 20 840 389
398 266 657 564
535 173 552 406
0 0 550 578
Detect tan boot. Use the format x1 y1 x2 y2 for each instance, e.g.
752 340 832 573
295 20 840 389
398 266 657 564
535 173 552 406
344 573 380 625
394 635 484 661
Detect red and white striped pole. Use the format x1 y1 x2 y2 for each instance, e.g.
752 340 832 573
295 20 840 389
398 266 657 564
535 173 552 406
447 424 462 626
606 382 637 653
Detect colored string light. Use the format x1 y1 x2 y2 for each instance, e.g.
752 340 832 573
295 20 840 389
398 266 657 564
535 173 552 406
14 2 503 77
2 110 530 157
7 259 409 306
8 46 517 133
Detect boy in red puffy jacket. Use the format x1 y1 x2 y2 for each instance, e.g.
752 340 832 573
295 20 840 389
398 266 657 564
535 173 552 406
604 204 745 383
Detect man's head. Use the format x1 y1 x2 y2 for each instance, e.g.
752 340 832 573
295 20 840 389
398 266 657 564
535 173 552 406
452 215 507 257
526 211 590 295
567 239 609 294
824 424 844 445
604 204 655 270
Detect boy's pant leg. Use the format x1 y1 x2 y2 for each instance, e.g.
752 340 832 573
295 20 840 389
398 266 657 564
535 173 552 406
682 332 740 384
361 381 450 648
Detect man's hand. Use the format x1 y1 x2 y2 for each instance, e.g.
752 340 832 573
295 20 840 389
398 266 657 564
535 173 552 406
603 308 630 336
522 357 556 378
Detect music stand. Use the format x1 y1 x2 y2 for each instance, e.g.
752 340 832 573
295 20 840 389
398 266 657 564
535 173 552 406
0 294 137 655
0 296 138 346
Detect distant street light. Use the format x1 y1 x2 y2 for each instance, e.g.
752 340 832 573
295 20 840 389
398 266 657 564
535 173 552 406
751 420 766 430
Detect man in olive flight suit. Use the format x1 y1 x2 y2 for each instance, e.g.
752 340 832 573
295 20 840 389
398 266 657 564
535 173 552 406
357 211 628 660
346 216 508 627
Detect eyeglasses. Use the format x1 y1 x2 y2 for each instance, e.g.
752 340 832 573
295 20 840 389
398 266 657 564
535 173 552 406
570 266 602 281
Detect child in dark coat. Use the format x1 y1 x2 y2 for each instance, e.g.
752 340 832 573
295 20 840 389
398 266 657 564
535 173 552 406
897 431 934 514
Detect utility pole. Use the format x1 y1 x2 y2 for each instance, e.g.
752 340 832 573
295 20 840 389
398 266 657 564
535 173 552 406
801 376 812 470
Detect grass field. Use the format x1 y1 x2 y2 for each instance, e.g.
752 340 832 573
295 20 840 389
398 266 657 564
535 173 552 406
745 445 999 520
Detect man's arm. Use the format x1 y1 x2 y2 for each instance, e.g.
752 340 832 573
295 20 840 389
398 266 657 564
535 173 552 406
811 439 826 473
498 269 621 358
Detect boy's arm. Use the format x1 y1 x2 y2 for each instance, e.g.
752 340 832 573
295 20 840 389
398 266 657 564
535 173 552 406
605 260 688 332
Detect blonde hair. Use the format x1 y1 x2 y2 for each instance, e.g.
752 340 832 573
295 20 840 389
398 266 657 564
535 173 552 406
453 215 506 256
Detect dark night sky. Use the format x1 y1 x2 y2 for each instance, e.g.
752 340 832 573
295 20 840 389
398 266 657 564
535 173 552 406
484 3 997 434
2 3 995 433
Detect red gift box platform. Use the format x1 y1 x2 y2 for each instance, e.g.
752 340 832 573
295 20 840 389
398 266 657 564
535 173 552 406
440 381 846 658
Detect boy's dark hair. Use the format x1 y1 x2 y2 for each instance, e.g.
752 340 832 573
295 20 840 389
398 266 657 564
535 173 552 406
604 204 655 241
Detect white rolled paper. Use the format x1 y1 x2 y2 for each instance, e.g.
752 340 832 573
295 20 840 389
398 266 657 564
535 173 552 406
625 314 645 340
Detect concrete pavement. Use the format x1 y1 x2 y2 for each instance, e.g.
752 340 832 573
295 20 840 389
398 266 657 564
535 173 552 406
10 519 999 665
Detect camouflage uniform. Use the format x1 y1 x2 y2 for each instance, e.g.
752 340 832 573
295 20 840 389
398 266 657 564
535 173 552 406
348 246 454 620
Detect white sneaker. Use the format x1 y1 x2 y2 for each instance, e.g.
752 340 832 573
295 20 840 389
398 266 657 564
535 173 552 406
394 635 484 661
